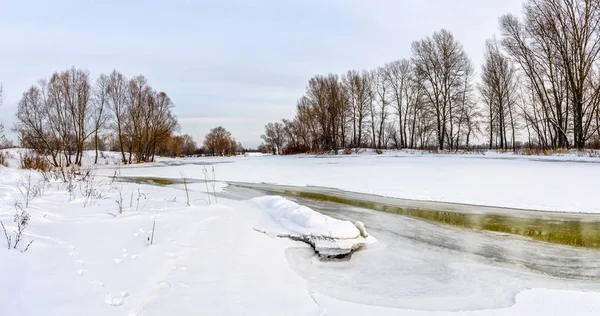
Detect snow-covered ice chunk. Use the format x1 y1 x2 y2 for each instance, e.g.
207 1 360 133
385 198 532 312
251 196 360 239
252 196 375 258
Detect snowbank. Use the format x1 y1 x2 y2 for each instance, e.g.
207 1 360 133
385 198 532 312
251 196 374 257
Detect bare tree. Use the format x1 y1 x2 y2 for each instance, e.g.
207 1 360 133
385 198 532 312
342 70 371 148
385 60 412 148
204 126 238 156
412 29 474 150
106 70 129 164
16 68 179 167
500 0 600 149
15 68 93 168
181 134 197 156
261 122 286 154
92 74 109 164
374 67 390 149
479 38 519 150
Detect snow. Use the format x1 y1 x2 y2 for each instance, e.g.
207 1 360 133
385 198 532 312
310 288 600 315
107 150 600 213
0 164 318 315
251 195 360 239
1 150 600 315
251 195 374 257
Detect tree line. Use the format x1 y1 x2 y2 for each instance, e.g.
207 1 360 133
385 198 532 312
262 0 600 153
7 66 245 161
13 67 181 166
0 83 4 142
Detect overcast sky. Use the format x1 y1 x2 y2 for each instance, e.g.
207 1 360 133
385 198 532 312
0 0 525 148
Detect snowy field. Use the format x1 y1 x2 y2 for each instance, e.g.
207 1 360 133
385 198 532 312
1 149 600 315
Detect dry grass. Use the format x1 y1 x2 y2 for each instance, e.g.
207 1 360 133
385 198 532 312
19 152 51 172
0 152 7 167
515 148 600 157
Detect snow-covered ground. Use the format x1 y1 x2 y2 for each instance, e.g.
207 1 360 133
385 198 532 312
2 149 600 315
100 150 600 213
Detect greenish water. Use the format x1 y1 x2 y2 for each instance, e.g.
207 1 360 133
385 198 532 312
115 176 208 186
261 189 600 249
116 177 600 249
117 176 178 186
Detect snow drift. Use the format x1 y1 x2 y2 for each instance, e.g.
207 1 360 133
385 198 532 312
251 196 374 258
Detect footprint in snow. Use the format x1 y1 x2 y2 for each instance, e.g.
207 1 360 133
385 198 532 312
113 258 123 264
177 282 191 288
77 269 86 276
120 291 130 298
159 281 171 289
77 260 84 266
122 248 128 253
104 294 124 306
129 254 138 259
93 280 105 288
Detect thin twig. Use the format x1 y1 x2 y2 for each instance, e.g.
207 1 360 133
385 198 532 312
130 189 134 208
203 167 211 205
181 171 191 206
150 221 156 245
211 166 218 204
22 240 34 253
1 221 10 249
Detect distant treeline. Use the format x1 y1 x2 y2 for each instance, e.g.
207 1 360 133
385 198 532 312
13 68 180 166
261 0 600 154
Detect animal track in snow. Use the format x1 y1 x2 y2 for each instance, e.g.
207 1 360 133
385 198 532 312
129 254 138 259
159 281 171 289
104 294 124 306
113 258 123 264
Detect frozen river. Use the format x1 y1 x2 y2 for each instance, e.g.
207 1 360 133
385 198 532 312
224 184 600 312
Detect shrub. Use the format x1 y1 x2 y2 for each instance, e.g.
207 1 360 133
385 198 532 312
1 201 34 252
19 152 51 172
0 152 7 167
